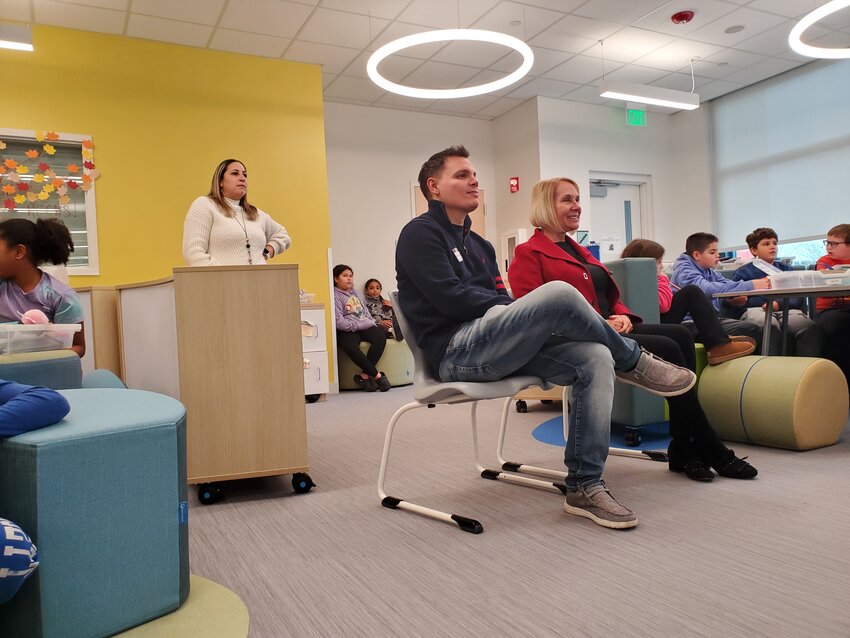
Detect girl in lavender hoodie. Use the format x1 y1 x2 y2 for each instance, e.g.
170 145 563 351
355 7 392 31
333 264 390 392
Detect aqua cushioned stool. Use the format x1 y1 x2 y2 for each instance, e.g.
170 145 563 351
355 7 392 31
0 388 189 638
338 339 414 389
0 350 81 390
697 356 849 450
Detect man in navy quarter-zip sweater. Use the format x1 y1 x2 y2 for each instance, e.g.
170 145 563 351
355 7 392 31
394 145 695 530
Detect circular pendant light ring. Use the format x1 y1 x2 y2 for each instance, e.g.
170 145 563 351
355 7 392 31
367 29 534 99
788 0 850 59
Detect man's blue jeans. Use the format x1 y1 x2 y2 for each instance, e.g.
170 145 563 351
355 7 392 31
438 281 641 489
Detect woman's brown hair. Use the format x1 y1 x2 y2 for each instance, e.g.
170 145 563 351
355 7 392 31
621 238 665 260
207 159 259 221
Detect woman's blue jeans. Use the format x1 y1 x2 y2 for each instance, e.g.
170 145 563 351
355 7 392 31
438 281 641 489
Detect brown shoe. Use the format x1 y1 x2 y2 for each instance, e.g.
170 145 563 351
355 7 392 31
729 335 757 346
706 340 755 365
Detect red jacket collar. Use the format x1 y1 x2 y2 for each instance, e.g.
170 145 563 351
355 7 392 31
528 228 596 264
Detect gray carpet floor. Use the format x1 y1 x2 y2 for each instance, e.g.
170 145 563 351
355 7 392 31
188 386 850 637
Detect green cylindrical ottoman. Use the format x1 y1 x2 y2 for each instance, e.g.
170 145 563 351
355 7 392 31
698 356 849 450
338 339 413 389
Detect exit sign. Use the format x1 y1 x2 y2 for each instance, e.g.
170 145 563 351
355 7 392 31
627 108 647 127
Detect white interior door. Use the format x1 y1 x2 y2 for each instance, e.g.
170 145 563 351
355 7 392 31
588 183 642 261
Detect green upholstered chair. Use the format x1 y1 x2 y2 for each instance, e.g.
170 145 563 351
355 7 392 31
338 338 414 390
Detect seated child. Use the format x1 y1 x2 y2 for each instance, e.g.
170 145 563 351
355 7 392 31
363 278 403 341
814 223 850 384
0 380 70 605
671 232 771 353
621 239 753 364
0 219 85 357
732 227 823 357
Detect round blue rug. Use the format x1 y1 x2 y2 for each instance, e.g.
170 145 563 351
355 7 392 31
532 416 672 451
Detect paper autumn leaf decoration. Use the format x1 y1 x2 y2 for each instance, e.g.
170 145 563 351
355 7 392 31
83 160 94 170
42 184 54 194
45 132 59 141
58 194 70 205
43 144 56 155
3 198 13 209
37 190 49 200
16 183 28 192
6 173 19 183
52 179 64 189
3 159 17 169
26 192 37 202
67 181 78 190
14 194 25 204
34 132 45 142
32 173 45 183
1 184 14 195
25 149 39 159
38 162 49 171
0 141 5 150
57 186 67 196
88 170 100 179
15 165 28 174
81 174 92 184
81 139 93 149
66 163 80 174
81 148 93 160
81 182 91 192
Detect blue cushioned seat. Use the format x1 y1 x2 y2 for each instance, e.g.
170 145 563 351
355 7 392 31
0 388 189 638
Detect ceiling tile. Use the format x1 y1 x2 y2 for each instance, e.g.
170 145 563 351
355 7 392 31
322 71 336 88
817 9 850 30
298 8 388 49
471 1 567 41
507 76 580 99
396 0 499 29
543 53 614 84
676 59 734 80
402 60 481 89
209 27 289 57
0 0 32 21
808 30 850 49
701 47 768 69
529 14 621 53
131 0 224 25
747 0 819 19
489 46 572 77
423 94 499 115
632 0 737 36
560 84 613 105
374 93 436 109
736 21 828 56
344 51 423 81
634 39 723 71
33 0 125 33
367 22 446 58
602 63 671 84
649 71 712 90
581 27 676 63
476 96 524 118
510 0 584 10
285 40 360 73
50 0 127 9
219 0 313 39
126 14 212 47
432 39 516 69
323 74 385 101
458 68 532 97
721 56 804 84
318 0 407 20
695 78 745 100
574 0 672 26
687 7 788 47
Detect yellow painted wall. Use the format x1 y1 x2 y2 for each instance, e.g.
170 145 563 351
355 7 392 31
0 26 336 379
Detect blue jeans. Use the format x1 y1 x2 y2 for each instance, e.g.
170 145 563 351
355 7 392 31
438 281 641 489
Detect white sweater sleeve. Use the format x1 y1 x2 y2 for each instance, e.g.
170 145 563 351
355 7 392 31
260 211 292 257
183 197 219 266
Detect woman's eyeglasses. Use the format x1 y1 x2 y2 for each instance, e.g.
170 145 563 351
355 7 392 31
823 240 849 248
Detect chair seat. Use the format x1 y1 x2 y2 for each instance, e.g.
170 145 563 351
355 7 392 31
413 374 551 404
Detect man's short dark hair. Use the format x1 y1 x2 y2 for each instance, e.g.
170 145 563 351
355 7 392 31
418 145 470 200
828 223 850 242
745 227 778 250
685 232 719 256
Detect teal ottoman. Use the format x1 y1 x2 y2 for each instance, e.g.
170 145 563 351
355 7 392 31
0 389 189 638
0 351 82 390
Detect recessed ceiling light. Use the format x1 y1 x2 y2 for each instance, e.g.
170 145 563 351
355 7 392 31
510 20 521 26
724 25 745 34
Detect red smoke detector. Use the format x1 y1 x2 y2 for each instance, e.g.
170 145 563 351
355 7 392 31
671 10 695 24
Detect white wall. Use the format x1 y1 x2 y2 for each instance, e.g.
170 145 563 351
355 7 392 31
323 102 495 294
492 98 540 272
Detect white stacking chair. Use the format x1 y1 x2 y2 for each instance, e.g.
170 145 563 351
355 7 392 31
378 292 566 534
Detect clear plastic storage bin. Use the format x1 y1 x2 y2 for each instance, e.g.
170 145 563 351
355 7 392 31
0 324 81 354
770 271 819 289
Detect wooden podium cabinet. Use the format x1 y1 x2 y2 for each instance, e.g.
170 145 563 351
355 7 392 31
173 264 312 501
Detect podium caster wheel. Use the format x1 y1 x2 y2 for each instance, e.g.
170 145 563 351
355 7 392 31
198 483 223 505
541 400 553 405
624 430 642 447
292 473 315 494
305 394 320 403
515 400 528 413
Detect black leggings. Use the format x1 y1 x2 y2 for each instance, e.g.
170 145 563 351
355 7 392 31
337 327 386 377
815 307 850 385
630 322 728 462
659 285 729 349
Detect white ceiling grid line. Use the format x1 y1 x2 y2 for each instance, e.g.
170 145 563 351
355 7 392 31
4 0 849 119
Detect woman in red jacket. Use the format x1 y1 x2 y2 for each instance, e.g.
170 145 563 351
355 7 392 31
507 177 756 481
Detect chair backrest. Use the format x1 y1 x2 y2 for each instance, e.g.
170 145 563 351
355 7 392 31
390 291 440 387
605 257 660 323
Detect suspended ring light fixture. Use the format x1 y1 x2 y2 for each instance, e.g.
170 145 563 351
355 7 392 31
367 29 534 99
788 0 850 59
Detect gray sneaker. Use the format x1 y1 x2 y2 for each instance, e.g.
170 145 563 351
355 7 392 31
564 483 638 529
616 348 696 397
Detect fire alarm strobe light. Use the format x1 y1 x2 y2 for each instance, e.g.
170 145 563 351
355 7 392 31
671 10 695 24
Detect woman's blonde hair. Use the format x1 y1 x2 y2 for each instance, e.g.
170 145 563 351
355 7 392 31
207 158 259 220
530 178 580 232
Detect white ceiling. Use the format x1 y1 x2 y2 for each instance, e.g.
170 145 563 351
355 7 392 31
3 0 849 119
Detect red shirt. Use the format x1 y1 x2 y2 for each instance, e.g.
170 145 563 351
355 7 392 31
507 228 640 322
815 254 850 310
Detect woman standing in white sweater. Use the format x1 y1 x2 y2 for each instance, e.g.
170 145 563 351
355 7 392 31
183 159 291 266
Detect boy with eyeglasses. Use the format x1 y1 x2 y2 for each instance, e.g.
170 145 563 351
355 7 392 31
732 227 823 357
815 223 850 384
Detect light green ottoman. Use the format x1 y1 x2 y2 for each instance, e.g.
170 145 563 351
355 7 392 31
698 356 849 450
338 339 413 389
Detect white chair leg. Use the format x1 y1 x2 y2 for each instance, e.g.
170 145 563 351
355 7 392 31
378 401 484 534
